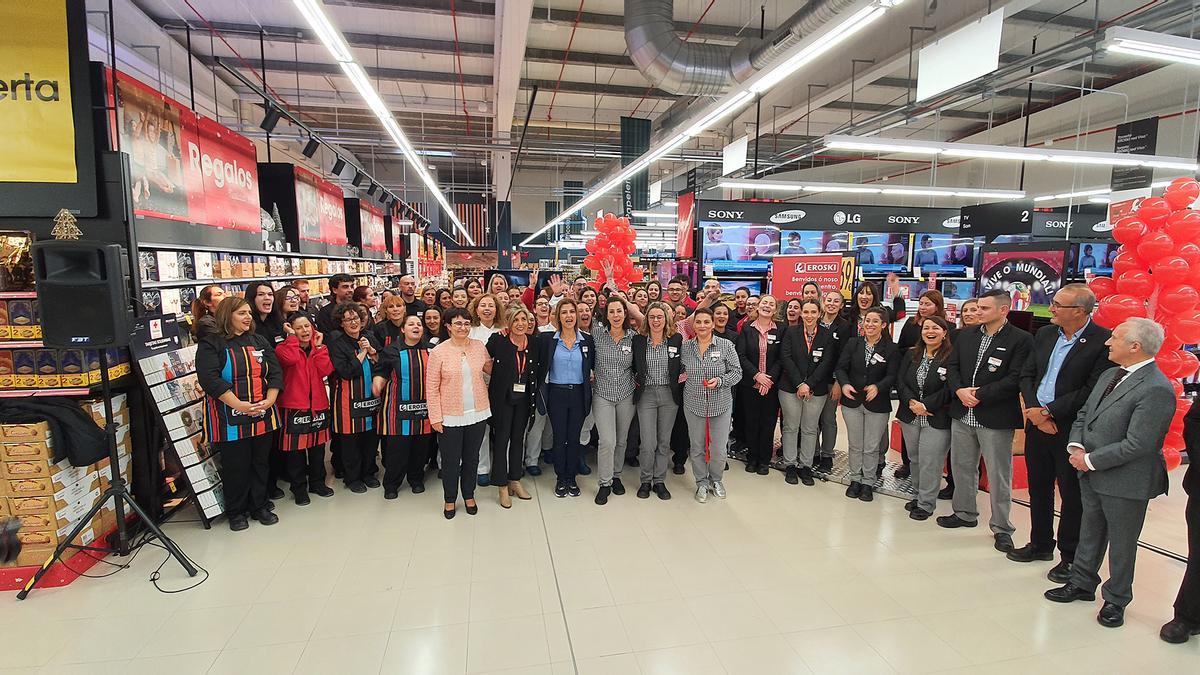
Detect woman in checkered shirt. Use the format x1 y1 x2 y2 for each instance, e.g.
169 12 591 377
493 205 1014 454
680 307 743 503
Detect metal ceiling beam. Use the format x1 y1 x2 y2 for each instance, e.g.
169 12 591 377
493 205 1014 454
197 55 493 87
520 78 676 100
871 76 1057 102
1008 9 1106 31
997 52 1124 77
325 0 495 18
820 100 992 121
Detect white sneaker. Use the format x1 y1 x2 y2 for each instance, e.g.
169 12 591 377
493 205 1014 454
695 485 709 503
712 481 727 499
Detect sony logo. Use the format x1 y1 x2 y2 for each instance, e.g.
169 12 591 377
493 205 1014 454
887 216 921 225
706 210 745 219
769 209 807 224
1045 220 1070 228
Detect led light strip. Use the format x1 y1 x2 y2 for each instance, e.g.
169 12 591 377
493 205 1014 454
719 178 1026 200
1103 27 1200 67
520 0 905 247
293 0 473 245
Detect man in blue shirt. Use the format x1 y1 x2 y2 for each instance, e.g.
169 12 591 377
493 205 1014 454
1014 284 1114 582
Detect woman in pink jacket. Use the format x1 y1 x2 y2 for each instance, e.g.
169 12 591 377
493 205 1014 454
427 307 493 518
274 312 335 505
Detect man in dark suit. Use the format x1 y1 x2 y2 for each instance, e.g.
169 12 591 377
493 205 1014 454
1011 284 1113 583
940 289 1034 553
1045 318 1176 629
1162 401 1200 643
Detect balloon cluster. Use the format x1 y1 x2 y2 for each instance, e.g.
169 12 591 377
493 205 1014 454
1088 177 1200 471
583 213 642 289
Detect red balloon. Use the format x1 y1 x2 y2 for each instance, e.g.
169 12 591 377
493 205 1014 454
1115 270 1155 297
1166 210 1200 243
1112 250 1147 278
1091 306 1114 329
1172 378 1186 399
1164 431 1185 452
1172 317 1200 344
1099 293 1146 325
1136 231 1175 263
1112 216 1147 246
1157 349 1184 378
1164 179 1200 210
1159 284 1200 314
1163 335 1185 353
1153 256 1192 286
1137 197 1173 227
1089 276 1117 300
1178 349 1200 378
1165 447 1183 472
1179 243 1200 268
1178 396 1194 417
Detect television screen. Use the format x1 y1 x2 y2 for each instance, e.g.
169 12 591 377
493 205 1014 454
780 230 850 255
1069 241 1118 276
910 233 976 276
718 278 765 295
991 234 1032 244
980 244 1069 318
938 279 977 301
701 224 779 272
853 233 911 274
484 269 532 290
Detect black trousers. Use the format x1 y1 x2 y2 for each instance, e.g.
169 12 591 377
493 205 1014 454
439 421 486 503
383 434 431 491
330 434 343 475
732 386 749 445
742 385 780 466
671 408 690 466
625 409 640 461
285 445 327 495
338 430 378 486
547 384 586 482
215 433 272 516
1025 424 1082 560
267 434 286 489
491 399 532 484
1174 487 1200 623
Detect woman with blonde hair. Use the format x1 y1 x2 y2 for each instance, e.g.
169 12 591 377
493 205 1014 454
632 301 682 499
735 294 784 475
372 294 408 347
486 306 538 507
469 292 506 485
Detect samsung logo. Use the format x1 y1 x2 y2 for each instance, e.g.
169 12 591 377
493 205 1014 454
769 209 807 224
1092 220 1113 233
942 216 960 229
706 210 745 219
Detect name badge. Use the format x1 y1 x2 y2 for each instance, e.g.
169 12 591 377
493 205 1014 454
621 345 632 353
710 351 721 360
251 349 264 362
668 347 678 355
937 367 947 376
274 335 284 344
416 311 424 318
812 349 823 358
872 353 886 364
582 346 589 354
767 336 777 344
987 356 1003 367
995 346 1007 352
513 383 527 393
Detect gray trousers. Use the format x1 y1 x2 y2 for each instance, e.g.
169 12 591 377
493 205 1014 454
949 419 1015 535
637 385 678 485
524 410 553 467
817 393 839 458
900 421 951 513
778 390 827 469
593 395 635 487
842 406 889 483
684 408 731 489
1070 477 1149 607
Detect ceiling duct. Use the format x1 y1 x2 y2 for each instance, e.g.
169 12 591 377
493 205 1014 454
625 0 862 96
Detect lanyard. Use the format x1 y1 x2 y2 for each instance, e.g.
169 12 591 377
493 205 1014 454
512 341 528 376
804 330 816 353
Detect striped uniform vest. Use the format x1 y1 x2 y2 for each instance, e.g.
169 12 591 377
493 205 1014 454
203 342 280 443
331 349 375 434
378 346 432 436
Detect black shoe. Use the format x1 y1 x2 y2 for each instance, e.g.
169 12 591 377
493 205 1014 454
269 486 285 500
411 483 425 495
348 482 368 494
312 485 335 498
578 461 591 476
294 492 311 506
937 485 954 500
799 466 815 486
1047 560 1074 584
994 533 1015 553
611 478 626 496
364 477 381 489
228 515 249 531
653 483 672 500
477 474 490 487
672 463 685 475
845 482 862 498
554 482 568 498
1007 543 1055 563
1044 583 1096 603
567 483 581 498
444 506 456 520
637 483 651 499
595 486 611 505
858 485 874 502
909 508 933 521
936 515 978 529
465 500 478 515
266 500 276 511
1098 602 1125 628
527 465 543 476
1159 619 1200 644
626 456 639 467
744 460 758 473
756 465 770 476
817 456 833 473
894 464 911 480
904 499 918 512
785 466 799 484
251 508 279 526
384 490 399 500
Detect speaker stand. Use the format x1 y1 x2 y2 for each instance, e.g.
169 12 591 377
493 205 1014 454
16 350 197 599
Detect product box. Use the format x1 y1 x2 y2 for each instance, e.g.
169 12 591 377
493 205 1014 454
194 252 214 280
155 251 180 281
0 438 52 462
252 256 267 277
0 497 8 517
1 459 48 480
35 349 60 389
177 252 196 280
216 254 233 279
80 393 129 424
0 299 9 340
1 421 50 442
0 349 14 389
138 251 159 282
5 476 53 497
237 257 253 278
58 349 87 387
12 349 37 387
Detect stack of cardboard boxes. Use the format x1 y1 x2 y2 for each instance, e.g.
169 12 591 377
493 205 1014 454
0 394 132 567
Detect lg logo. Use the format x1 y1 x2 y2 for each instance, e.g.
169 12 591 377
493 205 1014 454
833 211 861 225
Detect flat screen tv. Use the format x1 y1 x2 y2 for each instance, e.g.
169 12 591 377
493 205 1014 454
852 233 912 274
910 232 976 276
780 230 850 255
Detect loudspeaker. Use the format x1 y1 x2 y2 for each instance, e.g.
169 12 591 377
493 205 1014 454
32 240 132 348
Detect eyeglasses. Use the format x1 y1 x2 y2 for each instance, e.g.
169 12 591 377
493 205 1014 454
1050 301 1083 309
450 320 472 328
341 316 361 324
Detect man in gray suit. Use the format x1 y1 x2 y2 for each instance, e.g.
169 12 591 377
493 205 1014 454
1044 317 1176 629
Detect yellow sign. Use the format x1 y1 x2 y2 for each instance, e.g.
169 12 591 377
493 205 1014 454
0 2 76 183
839 253 858 299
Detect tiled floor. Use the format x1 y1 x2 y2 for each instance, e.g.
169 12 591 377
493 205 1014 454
2 450 1196 674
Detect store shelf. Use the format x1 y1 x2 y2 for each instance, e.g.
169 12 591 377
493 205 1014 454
0 340 43 348
0 291 36 299
0 375 132 398
139 241 398 265
141 274 334 289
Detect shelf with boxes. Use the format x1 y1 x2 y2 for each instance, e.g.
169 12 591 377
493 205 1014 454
0 395 131 569
0 336 132 394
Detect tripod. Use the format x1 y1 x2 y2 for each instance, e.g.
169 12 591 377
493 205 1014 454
17 349 197 599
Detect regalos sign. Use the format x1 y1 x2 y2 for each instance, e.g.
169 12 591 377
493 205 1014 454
0 2 76 183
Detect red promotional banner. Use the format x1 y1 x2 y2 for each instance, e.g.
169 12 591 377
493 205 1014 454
771 254 845 300
114 70 258 231
294 166 347 246
359 202 387 254
676 192 695 257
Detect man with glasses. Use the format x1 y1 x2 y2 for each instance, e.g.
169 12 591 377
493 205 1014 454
317 273 357 335
667 275 698 310
1011 284 1113 583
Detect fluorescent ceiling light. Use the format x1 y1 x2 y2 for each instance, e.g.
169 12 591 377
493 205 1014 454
292 0 472 245
1033 187 1112 202
660 200 678 207
1089 197 1112 204
717 178 1025 199
826 139 941 155
750 4 889 94
1103 27 1200 67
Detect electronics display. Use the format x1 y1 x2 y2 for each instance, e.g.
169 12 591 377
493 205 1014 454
1068 241 1118 277
718 278 765 295
700 224 779 272
979 243 1069 318
780 230 850 255
852 233 911 274
910 233 976 276
938 279 977 301
484 269 532 289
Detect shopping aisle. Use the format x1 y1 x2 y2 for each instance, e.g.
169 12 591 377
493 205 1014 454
1 458 1195 675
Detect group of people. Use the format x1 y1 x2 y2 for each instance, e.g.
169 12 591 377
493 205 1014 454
187 268 1198 641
